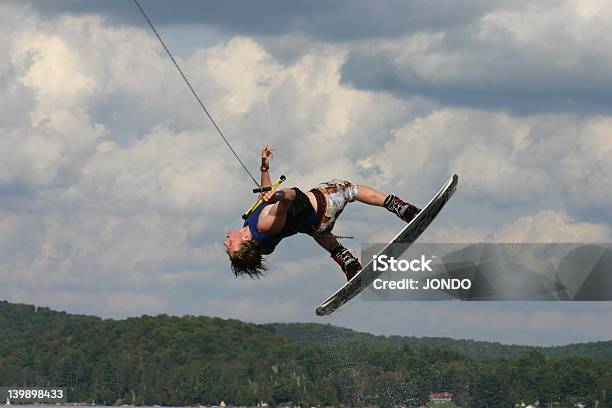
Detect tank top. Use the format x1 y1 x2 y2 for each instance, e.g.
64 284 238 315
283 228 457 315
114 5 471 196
243 188 318 254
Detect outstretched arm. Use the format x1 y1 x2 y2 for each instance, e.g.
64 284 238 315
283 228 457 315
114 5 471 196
260 145 274 189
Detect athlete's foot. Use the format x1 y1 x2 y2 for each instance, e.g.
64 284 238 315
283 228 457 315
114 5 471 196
331 245 361 281
384 194 421 223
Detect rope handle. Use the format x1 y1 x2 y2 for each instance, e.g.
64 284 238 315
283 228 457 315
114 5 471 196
253 174 286 193
242 175 286 220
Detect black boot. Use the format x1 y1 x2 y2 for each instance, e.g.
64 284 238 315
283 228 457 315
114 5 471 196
331 245 361 281
384 194 421 223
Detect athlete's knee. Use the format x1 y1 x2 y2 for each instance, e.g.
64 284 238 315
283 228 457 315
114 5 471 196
339 180 358 202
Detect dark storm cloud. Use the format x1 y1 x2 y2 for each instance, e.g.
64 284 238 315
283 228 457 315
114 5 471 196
20 0 612 115
341 26 612 115
342 56 612 115
16 0 498 41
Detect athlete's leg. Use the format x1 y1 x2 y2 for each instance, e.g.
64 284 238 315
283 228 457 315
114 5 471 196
313 234 340 254
356 184 421 223
312 234 361 281
355 185 387 206
312 179 416 230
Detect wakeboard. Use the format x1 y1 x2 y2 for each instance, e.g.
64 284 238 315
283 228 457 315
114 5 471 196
315 174 459 316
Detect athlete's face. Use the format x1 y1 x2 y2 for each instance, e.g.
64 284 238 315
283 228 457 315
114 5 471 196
224 229 246 255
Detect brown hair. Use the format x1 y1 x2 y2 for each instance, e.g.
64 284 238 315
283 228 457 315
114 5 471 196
228 239 267 278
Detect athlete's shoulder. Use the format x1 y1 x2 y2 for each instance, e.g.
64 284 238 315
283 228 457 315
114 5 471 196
256 203 280 234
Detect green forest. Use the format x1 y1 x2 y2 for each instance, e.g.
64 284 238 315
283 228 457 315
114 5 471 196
1 300 612 407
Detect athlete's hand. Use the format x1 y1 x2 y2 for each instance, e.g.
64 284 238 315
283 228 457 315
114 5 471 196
260 190 273 202
260 190 285 203
261 145 274 169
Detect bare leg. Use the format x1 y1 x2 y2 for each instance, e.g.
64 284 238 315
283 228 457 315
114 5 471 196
313 234 340 254
313 234 361 279
355 184 420 222
355 185 387 207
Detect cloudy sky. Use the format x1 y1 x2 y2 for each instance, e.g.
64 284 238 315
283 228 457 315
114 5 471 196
1 0 611 346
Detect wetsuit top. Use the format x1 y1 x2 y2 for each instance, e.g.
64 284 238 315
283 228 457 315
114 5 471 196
243 188 318 255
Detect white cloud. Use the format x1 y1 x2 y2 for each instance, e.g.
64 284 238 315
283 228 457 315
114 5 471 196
426 209 611 243
494 209 611 242
191 37 283 115
73 125 246 215
1 15 107 188
366 108 550 204
12 32 98 116
342 0 612 113
0 1 611 346
558 117 612 209
0 209 218 291
365 108 612 217
0 7 410 304
425 224 492 243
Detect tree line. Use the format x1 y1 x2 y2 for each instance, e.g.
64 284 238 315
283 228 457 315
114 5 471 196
1 301 611 407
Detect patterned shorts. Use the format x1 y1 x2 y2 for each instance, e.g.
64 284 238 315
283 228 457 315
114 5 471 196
311 179 358 234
